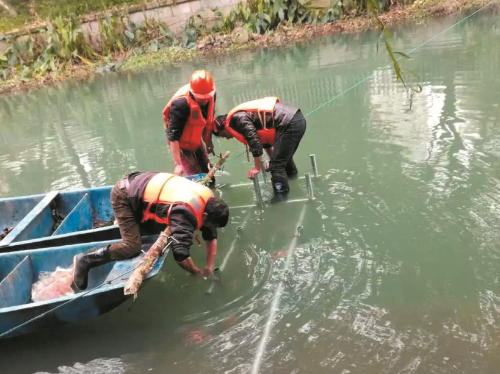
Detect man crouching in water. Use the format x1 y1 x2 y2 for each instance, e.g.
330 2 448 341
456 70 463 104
73 172 229 290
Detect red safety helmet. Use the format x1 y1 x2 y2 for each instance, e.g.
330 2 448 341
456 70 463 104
189 70 215 100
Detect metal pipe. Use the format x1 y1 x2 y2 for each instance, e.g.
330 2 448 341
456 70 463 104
222 177 306 189
260 162 268 184
229 204 258 210
229 198 311 209
224 182 255 188
253 175 263 207
236 226 243 238
283 198 310 204
305 173 314 200
296 225 304 237
310 154 319 178
213 267 221 283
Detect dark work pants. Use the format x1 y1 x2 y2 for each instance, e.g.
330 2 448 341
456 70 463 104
109 181 142 260
269 110 307 194
180 144 215 187
180 145 210 175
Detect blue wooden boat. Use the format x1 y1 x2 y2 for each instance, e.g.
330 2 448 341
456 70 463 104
0 174 208 253
0 186 119 253
0 235 164 339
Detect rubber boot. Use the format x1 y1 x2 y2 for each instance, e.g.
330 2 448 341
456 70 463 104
285 158 299 180
73 246 112 290
271 176 290 204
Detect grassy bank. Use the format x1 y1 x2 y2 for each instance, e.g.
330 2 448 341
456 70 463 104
0 0 157 33
0 0 497 96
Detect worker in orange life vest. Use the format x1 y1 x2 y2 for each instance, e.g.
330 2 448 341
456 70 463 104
213 98 306 199
73 172 229 290
163 70 217 182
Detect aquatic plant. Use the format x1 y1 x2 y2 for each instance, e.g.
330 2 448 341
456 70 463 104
0 14 95 80
364 0 422 108
212 0 344 35
0 11 179 81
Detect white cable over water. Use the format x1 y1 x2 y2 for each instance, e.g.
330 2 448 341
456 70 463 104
251 205 307 374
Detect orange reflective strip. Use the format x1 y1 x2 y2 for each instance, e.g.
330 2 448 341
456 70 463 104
141 202 154 223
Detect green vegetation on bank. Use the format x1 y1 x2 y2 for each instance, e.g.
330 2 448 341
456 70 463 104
0 0 157 32
0 0 388 81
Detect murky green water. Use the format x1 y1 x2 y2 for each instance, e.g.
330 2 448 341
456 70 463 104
1 9 500 374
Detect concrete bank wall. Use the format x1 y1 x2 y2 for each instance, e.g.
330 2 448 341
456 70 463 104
0 0 242 52
83 0 242 46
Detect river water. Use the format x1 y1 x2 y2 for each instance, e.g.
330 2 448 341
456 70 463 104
1 9 500 374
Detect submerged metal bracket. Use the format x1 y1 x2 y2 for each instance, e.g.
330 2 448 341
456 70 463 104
310 154 319 178
225 155 319 209
305 173 315 200
296 225 304 238
253 175 263 208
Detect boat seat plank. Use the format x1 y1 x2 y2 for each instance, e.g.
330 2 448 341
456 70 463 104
0 256 33 308
0 191 60 248
52 194 92 236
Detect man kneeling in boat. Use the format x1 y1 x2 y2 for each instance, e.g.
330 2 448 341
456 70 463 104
213 97 306 200
73 172 230 290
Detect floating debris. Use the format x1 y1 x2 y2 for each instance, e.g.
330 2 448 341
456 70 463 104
50 201 66 232
0 226 14 241
92 216 115 229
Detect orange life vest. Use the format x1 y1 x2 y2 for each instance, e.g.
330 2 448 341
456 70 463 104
141 173 214 229
225 97 280 146
162 85 214 151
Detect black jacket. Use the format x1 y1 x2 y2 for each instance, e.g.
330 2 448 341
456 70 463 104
227 102 298 157
127 172 217 263
166 92 217 143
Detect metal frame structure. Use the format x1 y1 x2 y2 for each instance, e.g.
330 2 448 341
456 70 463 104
225 154 320 210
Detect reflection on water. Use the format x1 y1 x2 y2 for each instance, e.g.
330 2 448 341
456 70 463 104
1 9 500 374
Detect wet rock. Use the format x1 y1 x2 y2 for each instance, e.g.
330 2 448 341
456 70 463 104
215 34 225 44
96 62 122 74
222 40 231 48
232 27 249 44
273 35 284 46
